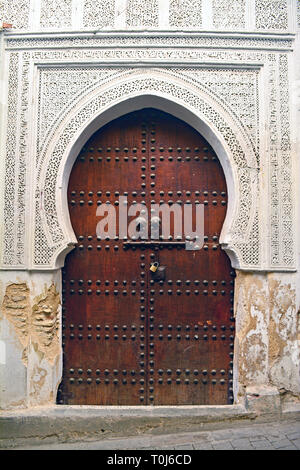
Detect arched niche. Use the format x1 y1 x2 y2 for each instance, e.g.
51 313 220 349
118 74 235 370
36 70 258 270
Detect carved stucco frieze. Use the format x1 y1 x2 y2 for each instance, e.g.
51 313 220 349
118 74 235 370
34 70 259 269
125 0 159 28
172 68 260 164
37 66 260 166
0 37 295 272
212 0 246 30
3 52 19 267
37 67 124 155
0 0 292 31
16 52 30 266
5 35 293 51
82 0 115 29
40 0 72 29
3 51 30 267
0 0 30 30
278 53 293 267
169 0 202 28
267 52 294 268
255 0 289 30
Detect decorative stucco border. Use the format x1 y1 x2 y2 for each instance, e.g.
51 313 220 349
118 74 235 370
0 0 293 32
36 68 258 270
4 33 294 51
0 33 296 272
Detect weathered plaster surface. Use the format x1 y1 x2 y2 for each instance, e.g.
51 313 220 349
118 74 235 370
234 271 269 394
31 283 60 364
2 283 30 365
0 271 62 409
2 281 60 366
234 270 300 401
268 275 299 395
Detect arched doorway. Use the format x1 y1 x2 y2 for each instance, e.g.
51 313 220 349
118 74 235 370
57 108 235 405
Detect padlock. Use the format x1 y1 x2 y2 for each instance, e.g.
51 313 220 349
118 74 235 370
150 261 159 273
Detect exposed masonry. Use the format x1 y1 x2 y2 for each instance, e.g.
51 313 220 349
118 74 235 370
2 283 30 365
31 284 60 364
234 272 300 398
2 282 60 366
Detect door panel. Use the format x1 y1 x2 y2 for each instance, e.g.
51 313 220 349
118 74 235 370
57 108 235 406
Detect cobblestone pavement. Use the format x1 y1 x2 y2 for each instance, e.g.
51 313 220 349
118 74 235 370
7 418 300 450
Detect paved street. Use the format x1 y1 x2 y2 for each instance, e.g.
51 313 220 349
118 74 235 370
6 418 300 450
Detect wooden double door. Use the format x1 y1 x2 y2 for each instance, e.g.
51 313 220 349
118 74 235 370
57 109 235 406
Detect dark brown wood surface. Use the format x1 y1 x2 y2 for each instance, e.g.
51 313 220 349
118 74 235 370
57 109 235 406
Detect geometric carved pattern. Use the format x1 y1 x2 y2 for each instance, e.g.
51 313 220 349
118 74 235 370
37 66 260 166
40 0 72 29
0 0 30 29
36 71 259 269
278 53 293 267
16 53 30 266
126 0 159 27
255 0 288 30
82 0 115 29
212 0 246 30
0 31 295 272
0 0 291 31
37 67 124 156
268 53 280 266
3 53 19 266
268 52 294 268
169 0 202 28
173 68 260 164
5 36 293 51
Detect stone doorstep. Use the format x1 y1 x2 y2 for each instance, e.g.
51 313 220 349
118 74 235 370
0 404 252 445
0 401 299 448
